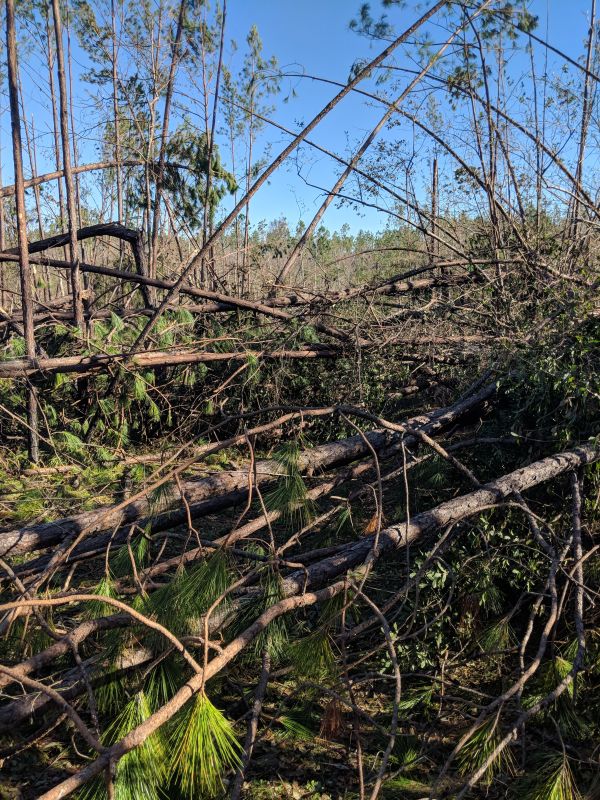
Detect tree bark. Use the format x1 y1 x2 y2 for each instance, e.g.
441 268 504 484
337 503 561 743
7 440 599 798
51 0 84 330
0 382 495 558
5 0 39 462
149 0 187 279
110 0 123 225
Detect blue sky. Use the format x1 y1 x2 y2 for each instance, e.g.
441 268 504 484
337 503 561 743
221 0 596 231
8 0 598 235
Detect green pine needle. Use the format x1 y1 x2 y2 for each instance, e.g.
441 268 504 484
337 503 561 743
478 617 515 653
519 754 582 800
175 551 232 622
276 713 314 742
79 692 165 800
458 718 516 784
85 574 118 619
169 692 241 798
289 628 336 680
264 443 313 525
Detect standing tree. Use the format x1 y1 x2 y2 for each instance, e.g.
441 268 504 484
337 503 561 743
51 0 84 330
5 0 39 460
239 24 279 294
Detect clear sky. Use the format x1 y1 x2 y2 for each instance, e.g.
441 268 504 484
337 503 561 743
220 0 596 232
8 0 598 235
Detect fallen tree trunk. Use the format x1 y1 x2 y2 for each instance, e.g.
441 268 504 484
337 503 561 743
0 382 495 558
4 222 143 262
0 251 480 315
1 439 597 770
16 429 435 578
3 222 151 307
0 335 487 379
281 440 600 595
0 345 339 379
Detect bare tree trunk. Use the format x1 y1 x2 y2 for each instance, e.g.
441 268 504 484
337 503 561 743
111 0 123 226
30 116 53 301
143 3 162 286
51 0 84 331
45 6 67 293
19 107 48 300
16 84 44 297
149 0 186 280
0 111 6 309
66 8 86 271
571 0 596 242
6 0 39 462
18 88 44 243
45 6 66 232
204 0 227 290
431 156 446 304
242 94 254 296
431 156 439 265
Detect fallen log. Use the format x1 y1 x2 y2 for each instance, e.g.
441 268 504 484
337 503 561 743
0 251 480 313
1 439 597 754
0 346 338 379
0 251 480 348
15 431 424 578
281 440 600 596
0 381 495 559
4 222 143 263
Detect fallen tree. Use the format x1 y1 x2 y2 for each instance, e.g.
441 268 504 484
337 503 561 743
0 345 341 379
1 437 596 793
0 380 495 558
1 2 599 798
0 248 481 315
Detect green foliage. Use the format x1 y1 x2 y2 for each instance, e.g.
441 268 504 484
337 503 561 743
457 718 516 784
396 684 435 714
233 558 289 662
289 628 336 680
142 552 233 650
5 336 26 358
175 551 232 622
79 692 165 800
516 754 582 800
522 655 589 739
169 692 241 797
145 658 182 710
508 316 600 446
55 430 88 460
95 672 127 716
275 709 315 743
85 574 118 619
478 616 515 653
110 534 149 578
265 441 313 525
163 123 237 231
147 480 175 514
253 566 289 661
